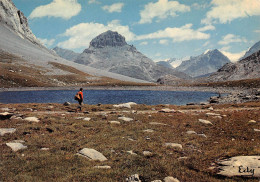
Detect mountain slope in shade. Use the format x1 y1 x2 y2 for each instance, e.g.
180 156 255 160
207 50 260 81
53 47 80 61
240 41 260 60
175 49 231 77
156 61 174 69
75 30 190 82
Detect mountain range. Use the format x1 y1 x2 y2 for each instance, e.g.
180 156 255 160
73 30 190 82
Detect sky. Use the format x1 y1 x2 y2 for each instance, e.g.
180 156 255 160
12 0 260 65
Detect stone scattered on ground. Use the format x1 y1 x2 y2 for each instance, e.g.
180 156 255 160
186 130 197 135
208 107 214 111
198 119 213 125
159 108 175 113
217 156 260 177
118 117 133 122
126 174 141 182
254 128 260 132
0 112 14 120
78 148 107 161
113 102 137 109
143 129 154 133
164 143 182 150
143 151 153 157
6 142 27 152
149 122 167 126
127 150 137 155
24 116 40 122
1 108 10 111
109 121 121 125
164 176 180 182
63 102 71 106
197 134 207 138
151 180 162 182
249 120 257 123
83 117 91 121
94 165 111 169
206 112 221 116
0 128 16 136
40 148 50 151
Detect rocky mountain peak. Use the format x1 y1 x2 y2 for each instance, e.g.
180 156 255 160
0 0 41 46
89 30 127 48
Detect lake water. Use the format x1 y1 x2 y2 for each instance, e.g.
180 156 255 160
0 90 217 105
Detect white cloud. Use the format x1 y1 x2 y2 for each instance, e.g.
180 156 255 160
220 49 246 62
218 34 247 45
139 0 190 24
88 0 100 4
202 0 260 24
38 38 55 47
137 24 210 42
159 39 169 45
192 3 209 9
198 25 215 32
29 0 81 19
254 29 260 33
203 41 210 47
102 3 124 13
58 20 136 49
140 41 148 45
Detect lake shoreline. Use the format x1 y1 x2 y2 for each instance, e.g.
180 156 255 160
0 85 245 94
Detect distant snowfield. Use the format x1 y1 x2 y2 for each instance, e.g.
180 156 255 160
0 23 149 83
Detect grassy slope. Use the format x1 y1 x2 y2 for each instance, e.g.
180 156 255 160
0 50 155 88
0 102 259 181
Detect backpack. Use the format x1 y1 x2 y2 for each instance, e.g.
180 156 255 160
74 92 80 100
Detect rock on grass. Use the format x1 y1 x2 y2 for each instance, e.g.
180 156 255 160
6 142 27 152
78 148 107 161
0 128 16 136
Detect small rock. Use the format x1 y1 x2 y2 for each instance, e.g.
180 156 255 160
143 129 154 133
78 148 107 161
151 180 162 182
164 143 182 150
94 165 111 169
208 107 214 111
118 117 133 122
40 148 50 151
6 142 27 152
24 117 40 122
126 174 141 182
159 108 175 113
83 117 91 121
1 108 10 111
63 102 71 106
143 151 153 157
0 112 14 120
198 119 213 125
109 121 121 125
164 176 180 182
178 157 188 160
254 129 260 132
197 134 207 138
0 128 16 136
127 150 137 155
249 120 257 123
206 113 221 116
113 102 137 109
186 131 197 135
149 122 167 126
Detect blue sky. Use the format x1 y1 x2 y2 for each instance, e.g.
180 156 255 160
13 0 260 65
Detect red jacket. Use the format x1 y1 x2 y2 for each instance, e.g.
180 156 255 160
78 91 83 100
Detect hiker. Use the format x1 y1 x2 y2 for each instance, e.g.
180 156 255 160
75 88 84 112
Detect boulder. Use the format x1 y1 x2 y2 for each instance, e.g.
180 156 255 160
78 148 107 161
164 176 180 182
109 121 121 125
186 130 197 135
126 174 141 182
198 119 213 125
143 129 154 133
63 102 71 106
0 128 16 136
217 156 260 177
164 143 182 150
113 102 137 109
94 165 111 169
0 112 14 120
6 142 27 152
24 117 40 122
159 108 175 113
118 117 133 122
143 151 153 157
149 122 167 126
